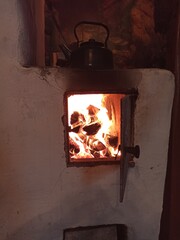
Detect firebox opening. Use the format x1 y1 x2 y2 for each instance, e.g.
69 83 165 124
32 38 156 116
63 91 136 166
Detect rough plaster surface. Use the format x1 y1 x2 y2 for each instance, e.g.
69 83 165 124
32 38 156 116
0 1 175 240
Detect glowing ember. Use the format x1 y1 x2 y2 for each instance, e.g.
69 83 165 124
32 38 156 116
67 94 123 160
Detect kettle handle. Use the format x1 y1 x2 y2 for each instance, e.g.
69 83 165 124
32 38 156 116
74 21 110 47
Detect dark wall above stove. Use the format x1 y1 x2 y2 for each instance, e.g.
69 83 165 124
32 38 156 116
45 0 167 69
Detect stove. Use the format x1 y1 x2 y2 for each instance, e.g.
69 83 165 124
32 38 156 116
53 68 174 240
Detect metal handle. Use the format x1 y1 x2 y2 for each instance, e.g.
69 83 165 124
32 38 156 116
124 145 140 158
74 21 110 47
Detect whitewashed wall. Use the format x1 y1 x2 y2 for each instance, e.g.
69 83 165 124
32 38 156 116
0 1 174 240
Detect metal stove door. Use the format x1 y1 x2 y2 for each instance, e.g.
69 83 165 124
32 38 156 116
120 94 138 202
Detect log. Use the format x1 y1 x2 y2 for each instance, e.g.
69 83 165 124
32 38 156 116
90 150 100 158
70 125 81 133
108 135 118 148
70 111 85 125
69 138 80 154
92 140 106 151
83 122 101 135
70 111 79 125
87 104 100 115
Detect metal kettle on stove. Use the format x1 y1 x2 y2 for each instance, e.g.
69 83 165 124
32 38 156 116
58 21 114 69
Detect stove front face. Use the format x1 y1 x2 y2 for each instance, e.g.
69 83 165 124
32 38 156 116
59 69 173 237
63 91 136 166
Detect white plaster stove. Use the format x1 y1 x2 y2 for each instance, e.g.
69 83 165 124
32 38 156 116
50 68 174 240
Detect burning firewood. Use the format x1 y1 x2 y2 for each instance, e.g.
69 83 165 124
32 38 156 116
83 122 101 135
91 139 106 151
70 111 79 124
70 125 81 133
87 104 100 115
90 150 100 158
74 152 94 159
104 148 111 157
70 111 85 125
69 137 80 155
108 135 118 148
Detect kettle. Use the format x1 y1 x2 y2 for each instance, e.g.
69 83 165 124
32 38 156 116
58 21 114 69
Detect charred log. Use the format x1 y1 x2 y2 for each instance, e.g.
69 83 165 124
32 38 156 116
83 122 101 135
90 150 100 158
87 104 100 115
70 125 81 133
69 138 80 155
108 135 118 148
70 111 79 124
91 140 106 151
70 111 85 125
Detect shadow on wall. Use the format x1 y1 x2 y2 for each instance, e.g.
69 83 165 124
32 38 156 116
6 188 114 240
6 207 62 240
17 0 37 66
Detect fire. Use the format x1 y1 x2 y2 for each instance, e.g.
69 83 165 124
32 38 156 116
67 94 122 160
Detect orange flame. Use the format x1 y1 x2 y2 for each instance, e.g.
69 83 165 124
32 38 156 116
67 94 122 160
